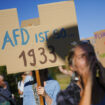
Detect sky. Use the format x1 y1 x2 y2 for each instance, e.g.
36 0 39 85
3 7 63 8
0 0 105 38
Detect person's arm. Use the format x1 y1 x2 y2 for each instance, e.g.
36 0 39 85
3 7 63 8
45 92 52 105
37 81 60 105
79 73 93 105
18 89 23 95
18 81 23 95
58 66 73 76
37 86 52 105
51 81 60 105
79 78 92 105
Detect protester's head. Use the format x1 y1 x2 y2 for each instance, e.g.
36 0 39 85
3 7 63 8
67 41 98 76
24 69 49 85
24 71 33 76
21 72 26 80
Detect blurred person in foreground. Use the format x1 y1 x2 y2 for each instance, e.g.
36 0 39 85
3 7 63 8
57 41 105 105
17 72 26 105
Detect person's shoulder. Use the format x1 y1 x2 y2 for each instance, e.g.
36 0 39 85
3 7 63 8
18 80 21 85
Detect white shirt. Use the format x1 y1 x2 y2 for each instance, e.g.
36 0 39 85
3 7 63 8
18 81 24 98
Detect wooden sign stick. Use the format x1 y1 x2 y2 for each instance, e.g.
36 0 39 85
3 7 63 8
35 70 44 105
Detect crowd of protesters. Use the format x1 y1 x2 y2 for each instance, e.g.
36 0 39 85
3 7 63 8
0 41 105 105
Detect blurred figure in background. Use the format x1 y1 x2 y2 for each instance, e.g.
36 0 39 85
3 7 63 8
18 72 26 105
23 69 60 105
0 75 16 105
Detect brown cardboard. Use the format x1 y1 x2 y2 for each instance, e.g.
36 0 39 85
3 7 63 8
38 0 78 28
0 25 79 74
81 36 96 48
0 8 19 66
38 0 80 62
94 30 105 67
81 36 105 67
81 36 99 58
21 18 40 27
0 1 79 74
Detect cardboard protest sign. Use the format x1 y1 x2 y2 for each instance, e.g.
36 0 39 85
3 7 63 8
0 8 19 66
21 18 40 27
38 0 78 27
81 37 100 58
0 24 79 74
0 0 79 74
38 0 80 60
94 30 105 67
